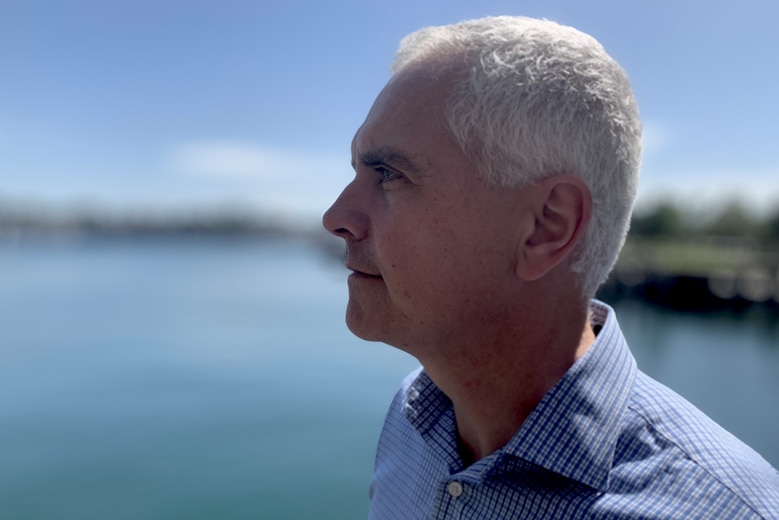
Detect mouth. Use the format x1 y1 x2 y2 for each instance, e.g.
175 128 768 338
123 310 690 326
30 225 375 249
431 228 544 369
346 265 382 279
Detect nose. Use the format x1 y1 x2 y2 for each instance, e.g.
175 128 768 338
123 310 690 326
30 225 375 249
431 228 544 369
322 180 368 241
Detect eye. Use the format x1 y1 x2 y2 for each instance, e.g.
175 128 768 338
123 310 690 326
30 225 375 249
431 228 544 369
376 166 402 185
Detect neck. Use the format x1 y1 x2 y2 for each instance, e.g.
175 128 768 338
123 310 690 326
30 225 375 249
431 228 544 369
418 297 595 466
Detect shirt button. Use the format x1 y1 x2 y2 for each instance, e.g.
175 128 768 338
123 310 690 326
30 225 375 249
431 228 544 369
447 481 464 498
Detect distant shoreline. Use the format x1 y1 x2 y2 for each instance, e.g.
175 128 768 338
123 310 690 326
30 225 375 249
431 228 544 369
3 204 778 314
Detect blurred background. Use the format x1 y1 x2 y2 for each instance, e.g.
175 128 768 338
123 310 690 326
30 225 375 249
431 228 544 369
1 1 777 518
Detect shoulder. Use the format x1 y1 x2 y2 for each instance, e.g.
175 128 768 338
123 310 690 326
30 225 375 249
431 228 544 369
610 370 779 518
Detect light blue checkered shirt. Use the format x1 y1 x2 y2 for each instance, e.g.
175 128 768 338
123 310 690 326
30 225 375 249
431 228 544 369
369 301 779 519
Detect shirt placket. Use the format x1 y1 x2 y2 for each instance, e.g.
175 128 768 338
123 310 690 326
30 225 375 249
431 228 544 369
431 478 470 520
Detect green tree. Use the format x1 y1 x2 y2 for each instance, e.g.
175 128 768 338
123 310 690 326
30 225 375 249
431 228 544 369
703 201 759 238
630 203 687 238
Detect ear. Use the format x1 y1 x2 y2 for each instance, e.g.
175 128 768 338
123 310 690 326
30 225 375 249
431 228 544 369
515 175 592 282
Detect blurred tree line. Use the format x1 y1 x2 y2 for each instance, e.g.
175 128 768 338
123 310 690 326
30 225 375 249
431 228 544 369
630 201 779 243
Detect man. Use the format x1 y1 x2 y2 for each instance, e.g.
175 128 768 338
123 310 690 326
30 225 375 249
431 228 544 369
323 16 779 519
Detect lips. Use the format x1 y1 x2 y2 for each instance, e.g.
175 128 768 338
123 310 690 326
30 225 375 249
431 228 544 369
346 264 382 278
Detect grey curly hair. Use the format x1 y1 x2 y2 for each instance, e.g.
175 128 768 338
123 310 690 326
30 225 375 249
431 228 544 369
391 16 642 298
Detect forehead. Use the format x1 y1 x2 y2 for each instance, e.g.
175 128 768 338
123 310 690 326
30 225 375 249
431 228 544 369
351 65 459 165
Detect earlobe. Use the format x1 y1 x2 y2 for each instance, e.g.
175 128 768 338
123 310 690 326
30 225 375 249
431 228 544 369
515 175 592 281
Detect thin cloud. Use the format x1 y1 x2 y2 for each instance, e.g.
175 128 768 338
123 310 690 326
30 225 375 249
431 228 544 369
166 140 351 220
170 141 314 179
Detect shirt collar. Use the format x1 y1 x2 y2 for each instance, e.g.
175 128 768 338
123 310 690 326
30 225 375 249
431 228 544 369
403 301 636 491
503 300 636 491
404 371 461 472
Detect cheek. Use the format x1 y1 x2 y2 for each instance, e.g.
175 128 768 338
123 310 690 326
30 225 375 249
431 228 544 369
374 201 491 304
381 233 460 308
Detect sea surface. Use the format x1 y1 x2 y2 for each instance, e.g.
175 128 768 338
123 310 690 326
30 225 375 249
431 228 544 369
1 236 777 520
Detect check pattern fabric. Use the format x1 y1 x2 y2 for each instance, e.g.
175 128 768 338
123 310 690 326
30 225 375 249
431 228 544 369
368 301 779 519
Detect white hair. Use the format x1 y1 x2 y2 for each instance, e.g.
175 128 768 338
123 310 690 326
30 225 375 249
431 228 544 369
391 16 642 298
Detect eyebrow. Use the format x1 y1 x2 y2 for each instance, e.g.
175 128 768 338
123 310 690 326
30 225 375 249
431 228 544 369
352 146 421 176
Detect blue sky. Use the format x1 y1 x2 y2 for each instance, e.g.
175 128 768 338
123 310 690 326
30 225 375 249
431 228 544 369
1 0 777 225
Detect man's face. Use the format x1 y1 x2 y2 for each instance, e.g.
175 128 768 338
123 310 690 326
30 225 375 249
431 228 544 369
323 66 532 354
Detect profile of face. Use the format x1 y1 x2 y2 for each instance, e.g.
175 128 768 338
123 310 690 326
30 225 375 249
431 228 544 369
322 66 537 354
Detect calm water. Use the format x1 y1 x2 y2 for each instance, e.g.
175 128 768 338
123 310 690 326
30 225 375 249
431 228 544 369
1 237 777 519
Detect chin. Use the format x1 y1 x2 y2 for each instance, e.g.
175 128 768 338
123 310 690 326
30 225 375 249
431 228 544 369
345 315 383 342
344 295 417 349
345 303 376 339
345 305 399 345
